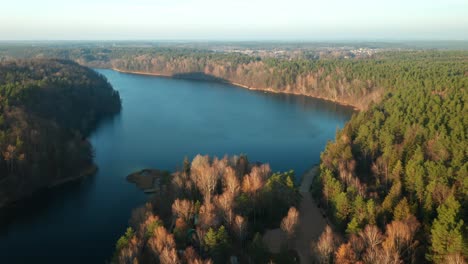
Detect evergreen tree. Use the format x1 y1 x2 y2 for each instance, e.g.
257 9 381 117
394 198 411 221
429 196 464 262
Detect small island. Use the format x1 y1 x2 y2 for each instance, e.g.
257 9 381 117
127 169 171 193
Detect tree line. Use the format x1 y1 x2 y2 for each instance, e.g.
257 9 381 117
2 46 467 110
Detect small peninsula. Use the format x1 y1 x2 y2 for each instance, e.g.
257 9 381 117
115 155 301 264
0 59 121 207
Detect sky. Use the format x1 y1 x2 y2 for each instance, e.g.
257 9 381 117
1 0 468 41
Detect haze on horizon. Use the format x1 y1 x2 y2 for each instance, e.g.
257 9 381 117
2 0 468 41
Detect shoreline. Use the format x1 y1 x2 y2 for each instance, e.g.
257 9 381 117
111 68 361 111
48 164 97 188
0 164 97 209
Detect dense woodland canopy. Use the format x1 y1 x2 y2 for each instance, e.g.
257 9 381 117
114 155 301 264
313 56 467 262
2 46 467 109
0 46 466 263
0 59 121 206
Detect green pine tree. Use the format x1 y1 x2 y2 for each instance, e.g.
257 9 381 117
394 198 411 221
204 227 218 251
429 196 464 262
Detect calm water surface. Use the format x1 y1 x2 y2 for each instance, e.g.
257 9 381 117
0 69 353 263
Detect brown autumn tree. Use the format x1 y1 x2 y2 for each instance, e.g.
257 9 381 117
281 207 300 240
117 236 140 264
233 214 247 245
335 243 357 264
172 171 194 195
184 247 214 264
129 203 153 230
148 226 176 255
360 225 384 251
191 155 219 202
241 168 265 194
443 253 466 264
172 199 195 223
315 225 339 264
211 156 228 177
382 217 420 262
349 234 365 260
377 244 401 264
198 202 220 231
222 167 240 196
359 225 384 263
159 247 180 264
138 214 161 240
242 166 266 223
214 192 235 225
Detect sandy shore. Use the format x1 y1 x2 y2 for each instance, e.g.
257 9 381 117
111 68 361 111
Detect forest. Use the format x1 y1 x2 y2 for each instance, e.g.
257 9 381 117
312 55 467 262
1 46 467 110
0 46 466 263
113 155 301 264
79 47 467 263
0 59 121 207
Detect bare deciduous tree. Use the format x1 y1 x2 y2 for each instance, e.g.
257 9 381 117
198 202 219 231
233 214 247 243
149 226 176 255
138 214 161 239
172 199 195 223
335 243 357 264
378 244 401 264
118 236 140 264
159 247 180 264
382 217 419 260
281 207 299 239
223 167 240 195
129 202 153 231
193 165 219 202
255 163 272 180
172 171 193 194
242 166 266 224
214 192 234 225
444 253 466 264
184 246 214 264
315 225 339 264
212 156 228 176
360 225 384 251
242 170 264 194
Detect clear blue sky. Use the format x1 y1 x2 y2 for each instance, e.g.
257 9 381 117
2 0 467 40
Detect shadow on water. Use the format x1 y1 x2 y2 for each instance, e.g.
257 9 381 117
0 175 97 234
0 112 123 227
171 71 356 116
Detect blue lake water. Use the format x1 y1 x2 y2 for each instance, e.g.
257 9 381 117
0 69 353 263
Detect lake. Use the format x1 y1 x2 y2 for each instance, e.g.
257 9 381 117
0 69 353 263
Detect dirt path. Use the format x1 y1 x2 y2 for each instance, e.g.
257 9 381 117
294 166 327 264
263 166 327 264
